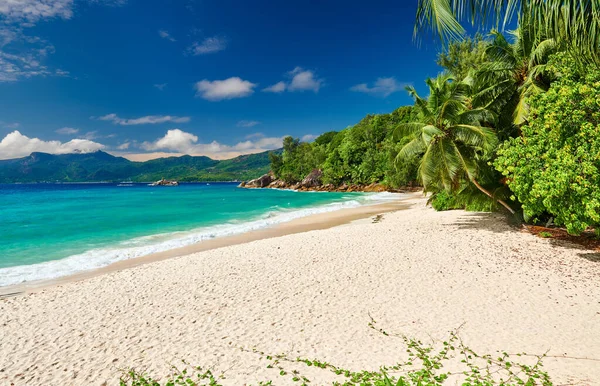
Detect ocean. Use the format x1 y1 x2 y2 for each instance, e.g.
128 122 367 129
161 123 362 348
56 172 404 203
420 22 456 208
0 182 396 287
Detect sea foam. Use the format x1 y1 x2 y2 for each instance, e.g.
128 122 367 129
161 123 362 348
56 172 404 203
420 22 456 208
0 192 402 287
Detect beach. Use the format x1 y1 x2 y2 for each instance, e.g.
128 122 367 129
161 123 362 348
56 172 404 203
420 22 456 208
1 194 600 385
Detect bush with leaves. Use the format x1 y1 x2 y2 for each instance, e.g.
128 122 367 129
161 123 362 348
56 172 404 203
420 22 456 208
495 54 600 235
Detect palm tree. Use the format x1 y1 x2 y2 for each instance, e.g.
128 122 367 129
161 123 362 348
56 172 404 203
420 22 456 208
414 0 600 65
397 74 515 213
470 22 558 131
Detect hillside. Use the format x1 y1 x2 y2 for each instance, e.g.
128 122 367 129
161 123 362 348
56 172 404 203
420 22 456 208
0 150 276 183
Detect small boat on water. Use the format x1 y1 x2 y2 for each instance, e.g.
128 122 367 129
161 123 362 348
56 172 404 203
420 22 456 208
149 178 179 186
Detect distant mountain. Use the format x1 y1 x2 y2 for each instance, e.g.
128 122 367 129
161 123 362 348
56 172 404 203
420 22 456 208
0 150 277 183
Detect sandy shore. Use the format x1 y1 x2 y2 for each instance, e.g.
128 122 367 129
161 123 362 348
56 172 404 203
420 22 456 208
1 195 600 385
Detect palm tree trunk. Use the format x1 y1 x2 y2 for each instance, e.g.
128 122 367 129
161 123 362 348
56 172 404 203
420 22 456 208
471 178 515 214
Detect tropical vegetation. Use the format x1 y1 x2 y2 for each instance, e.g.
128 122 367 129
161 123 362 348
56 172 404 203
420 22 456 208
495 53 600 235
269 0 600 235
269 106 420 189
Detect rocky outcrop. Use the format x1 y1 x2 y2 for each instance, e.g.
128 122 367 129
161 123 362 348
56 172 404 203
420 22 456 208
267 179 288 189
240 171 416 193
242 173 273 188
301 169 323 188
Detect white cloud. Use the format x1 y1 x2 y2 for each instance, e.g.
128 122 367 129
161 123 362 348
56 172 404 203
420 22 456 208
96 113 191 125
263 67 323 94
301 134 317 142
194 77 256 101
153 83 167 90
137 129 284 160
288 67 322 92
0 45 58 82
350 77 405 97
187 36 227 55
141 129 198 152
0 0 125 82
55 127 79 135
158 30 175 42
263 81 286 93
0 130 105 160
0 0 74 23
116 142 130 150
237 120 260 128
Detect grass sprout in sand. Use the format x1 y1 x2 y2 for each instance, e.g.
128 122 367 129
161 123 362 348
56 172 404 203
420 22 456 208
120 319 552 386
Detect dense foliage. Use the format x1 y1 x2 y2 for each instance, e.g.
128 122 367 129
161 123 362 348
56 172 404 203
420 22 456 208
270 106 420 189
495 54 600 235
266 16 600 234
0 150 274 183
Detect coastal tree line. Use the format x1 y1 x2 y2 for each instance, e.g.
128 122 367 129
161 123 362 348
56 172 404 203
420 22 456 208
270 0 600 235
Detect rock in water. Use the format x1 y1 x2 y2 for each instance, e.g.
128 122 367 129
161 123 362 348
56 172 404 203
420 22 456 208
244 173 273 188
301 169 323 188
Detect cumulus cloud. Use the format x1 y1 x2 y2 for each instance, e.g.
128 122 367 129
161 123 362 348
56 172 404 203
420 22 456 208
262 81 286 93
236 120 260 128
263 67 323 94
137 129 285 160
194 77 256 101
288 67 322 92
96 113 191 125
116 142 130 150
141 129 198 152
350 77 405 97
153 83 167 90
158 30 175 42
55 127 79 135
187 36 227 55
0 130 105 160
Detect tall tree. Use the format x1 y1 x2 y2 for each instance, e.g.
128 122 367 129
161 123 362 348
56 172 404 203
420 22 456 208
414 0 600 65
397 74 515 213
471 22 558 134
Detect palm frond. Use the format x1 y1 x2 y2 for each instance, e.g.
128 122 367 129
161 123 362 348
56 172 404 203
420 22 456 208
396 137 427 163
456 108 496 125
394 122 427 140
450 124 499 155
415 0 600 66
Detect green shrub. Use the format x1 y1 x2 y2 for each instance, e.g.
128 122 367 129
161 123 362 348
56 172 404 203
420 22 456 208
495 54 600 235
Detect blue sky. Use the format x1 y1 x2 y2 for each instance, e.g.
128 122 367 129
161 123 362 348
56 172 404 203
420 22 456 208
0 0 445 160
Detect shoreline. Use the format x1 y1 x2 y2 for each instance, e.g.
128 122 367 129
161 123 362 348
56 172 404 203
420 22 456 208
0 192 419 297
1 194 599 385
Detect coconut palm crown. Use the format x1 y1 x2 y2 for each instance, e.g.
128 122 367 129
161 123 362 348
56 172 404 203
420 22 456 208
396 74 515 213
469 22 559 131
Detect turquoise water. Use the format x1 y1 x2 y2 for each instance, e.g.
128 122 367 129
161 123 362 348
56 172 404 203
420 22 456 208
0 183 390 286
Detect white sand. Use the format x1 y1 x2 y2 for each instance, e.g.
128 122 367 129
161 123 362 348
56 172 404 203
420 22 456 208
1 196 600 385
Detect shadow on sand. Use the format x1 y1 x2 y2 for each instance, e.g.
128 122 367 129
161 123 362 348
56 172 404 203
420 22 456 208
444 210 600 263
